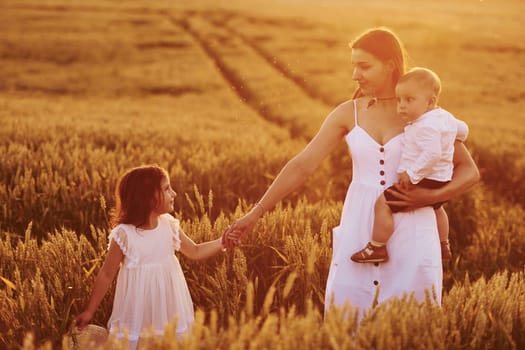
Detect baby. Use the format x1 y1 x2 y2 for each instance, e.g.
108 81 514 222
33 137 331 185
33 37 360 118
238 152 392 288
351 67 468 263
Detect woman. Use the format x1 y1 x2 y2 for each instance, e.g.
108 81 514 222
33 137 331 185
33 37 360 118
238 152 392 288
225 27 479 314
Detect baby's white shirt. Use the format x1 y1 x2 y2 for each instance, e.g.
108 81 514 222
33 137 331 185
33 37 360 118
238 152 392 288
398 108 468 184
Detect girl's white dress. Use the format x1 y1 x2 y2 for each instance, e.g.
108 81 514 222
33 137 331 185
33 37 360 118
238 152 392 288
325 100 443 315
107 213 194 348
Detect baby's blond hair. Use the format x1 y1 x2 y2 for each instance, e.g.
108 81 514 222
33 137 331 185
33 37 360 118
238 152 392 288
398 67 442 99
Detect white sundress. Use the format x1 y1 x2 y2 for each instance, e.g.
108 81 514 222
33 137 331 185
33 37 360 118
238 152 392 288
107 213 194 349
325 100 443 316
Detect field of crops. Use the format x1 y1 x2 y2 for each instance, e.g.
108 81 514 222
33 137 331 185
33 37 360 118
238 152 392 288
1 0 524 348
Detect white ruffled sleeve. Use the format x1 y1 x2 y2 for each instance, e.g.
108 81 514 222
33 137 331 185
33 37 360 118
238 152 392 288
108 225 139 268
166 215 182 251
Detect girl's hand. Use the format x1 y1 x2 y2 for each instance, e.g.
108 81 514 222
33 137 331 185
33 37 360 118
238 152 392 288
385 183 436 211
225 209 261 248
221 228 241 250
74 310 94 330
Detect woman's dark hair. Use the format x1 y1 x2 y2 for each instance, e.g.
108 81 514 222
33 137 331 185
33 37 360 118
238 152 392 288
350 27 407 98
111 165 168 227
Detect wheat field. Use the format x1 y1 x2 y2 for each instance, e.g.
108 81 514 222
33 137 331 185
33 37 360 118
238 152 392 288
1 0 524 348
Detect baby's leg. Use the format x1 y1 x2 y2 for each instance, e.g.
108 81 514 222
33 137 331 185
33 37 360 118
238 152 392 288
350 193 392 263
371 193 394 244
435 206 452 260
435 206 449 242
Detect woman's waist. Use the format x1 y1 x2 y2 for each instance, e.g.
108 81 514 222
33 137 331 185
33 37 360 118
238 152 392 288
350 175 397 189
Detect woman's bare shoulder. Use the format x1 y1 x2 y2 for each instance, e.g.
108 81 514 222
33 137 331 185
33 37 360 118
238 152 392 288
334 99 355 110
328 99 359 129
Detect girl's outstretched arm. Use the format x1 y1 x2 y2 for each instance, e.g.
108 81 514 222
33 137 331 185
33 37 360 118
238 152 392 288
386 141 480 210
74 240 123 329
179 228 232 260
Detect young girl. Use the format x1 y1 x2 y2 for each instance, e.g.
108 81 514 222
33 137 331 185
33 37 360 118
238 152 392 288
75 165 232 349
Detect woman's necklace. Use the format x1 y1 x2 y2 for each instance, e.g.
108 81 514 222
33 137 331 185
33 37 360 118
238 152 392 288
367 96 396 109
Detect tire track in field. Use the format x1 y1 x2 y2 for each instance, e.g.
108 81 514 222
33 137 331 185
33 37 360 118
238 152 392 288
206 15 335 108
4 3 160 16
167 12 330 140
9 4 330 140
173 16 292 135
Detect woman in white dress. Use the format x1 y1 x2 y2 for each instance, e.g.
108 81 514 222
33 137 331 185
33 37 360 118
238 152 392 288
225 28 479 314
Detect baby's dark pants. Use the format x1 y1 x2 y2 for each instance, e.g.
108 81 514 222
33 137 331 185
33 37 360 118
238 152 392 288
384 178 450 213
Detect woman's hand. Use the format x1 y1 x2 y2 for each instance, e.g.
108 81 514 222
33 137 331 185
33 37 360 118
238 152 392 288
224 208 262 248
384 183 437 211
386 142 479 211
220 228 241 250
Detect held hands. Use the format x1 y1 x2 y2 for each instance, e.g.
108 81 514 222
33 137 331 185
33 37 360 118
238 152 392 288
221 227 242 250
223 204 263 249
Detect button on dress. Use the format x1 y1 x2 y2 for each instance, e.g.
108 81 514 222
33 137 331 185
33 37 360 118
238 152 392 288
325 100 442 315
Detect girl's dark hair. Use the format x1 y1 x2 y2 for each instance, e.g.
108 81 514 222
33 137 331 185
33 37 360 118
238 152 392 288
350 27 407 98
110 165 168 227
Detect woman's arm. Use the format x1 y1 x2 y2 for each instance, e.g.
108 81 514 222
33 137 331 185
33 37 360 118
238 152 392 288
179 228 225 260
386 141 480 209
227 101 353 241
75 240 123 329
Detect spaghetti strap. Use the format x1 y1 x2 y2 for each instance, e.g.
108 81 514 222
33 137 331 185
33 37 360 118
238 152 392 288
353 99 358 126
